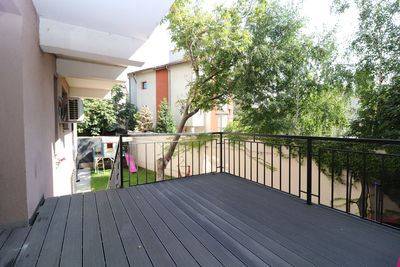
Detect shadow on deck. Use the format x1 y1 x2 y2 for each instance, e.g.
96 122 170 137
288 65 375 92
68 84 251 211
1 173 399 266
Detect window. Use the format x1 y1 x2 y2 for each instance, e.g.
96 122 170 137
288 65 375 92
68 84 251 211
142 81 147 89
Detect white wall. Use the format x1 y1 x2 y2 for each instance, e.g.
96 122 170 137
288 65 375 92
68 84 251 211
135 71 157 124
169 62 194 126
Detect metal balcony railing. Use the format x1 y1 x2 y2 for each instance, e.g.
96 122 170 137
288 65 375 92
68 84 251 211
109 132 400 230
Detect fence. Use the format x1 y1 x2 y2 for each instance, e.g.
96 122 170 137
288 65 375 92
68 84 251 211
109 132 400 229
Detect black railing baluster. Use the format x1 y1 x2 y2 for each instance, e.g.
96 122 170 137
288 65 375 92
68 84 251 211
170 143 173 178
128 142 131 187
223 135 225 173
198 140 200 175
211 139 213 173
185 143 187 177
154 143 156 182
136 144 139 185
271 145 274 188
162 142 165 181
228 139 231 174
250 141 253 181
362 153 367 218
233 141 236 175
298 147 301 197
331 150 335 208
256 142 259 183
192 141 194 177
380 155 385 223
145 143 148 184
244 141 247 179
318 149 321 205
346 151 350 213
263 143 266 185
289 145 292 194
178 142 180 177
279 145 282 191
306 139 312 205
119 135 123 188
238 141 241 177
205 140 207 174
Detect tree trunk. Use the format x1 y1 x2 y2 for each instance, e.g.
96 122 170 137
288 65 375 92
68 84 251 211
156 112 196 181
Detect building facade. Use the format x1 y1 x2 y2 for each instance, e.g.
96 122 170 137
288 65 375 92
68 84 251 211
129 61 234 132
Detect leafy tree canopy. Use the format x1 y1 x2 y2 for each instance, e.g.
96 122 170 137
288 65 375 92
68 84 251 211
78 84 137 136
230 1 353 136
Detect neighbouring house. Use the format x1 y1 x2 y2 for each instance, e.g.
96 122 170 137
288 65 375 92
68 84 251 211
128 58 235 132
0 0 173 227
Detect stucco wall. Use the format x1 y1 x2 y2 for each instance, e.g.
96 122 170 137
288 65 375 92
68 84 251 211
0 0 74 226
21 0 57 217
0 2 28 225
135 70 157 123
169 62 193 126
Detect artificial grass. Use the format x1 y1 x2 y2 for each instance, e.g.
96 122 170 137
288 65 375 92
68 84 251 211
90 167 172 191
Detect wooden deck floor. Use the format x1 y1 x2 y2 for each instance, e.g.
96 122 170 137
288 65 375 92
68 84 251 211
1 173 399 267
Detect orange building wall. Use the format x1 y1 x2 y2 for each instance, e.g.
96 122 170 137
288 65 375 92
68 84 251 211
156 69 169 119
210 108 219 132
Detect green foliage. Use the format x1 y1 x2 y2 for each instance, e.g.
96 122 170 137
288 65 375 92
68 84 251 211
77 84 137 136
134 106 154 132
155 99 176 133
164 0 256 121
78 99 116 136
111 84 138 131
230 2 352 136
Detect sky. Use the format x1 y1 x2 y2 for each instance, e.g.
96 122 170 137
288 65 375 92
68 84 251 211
126 0 359 74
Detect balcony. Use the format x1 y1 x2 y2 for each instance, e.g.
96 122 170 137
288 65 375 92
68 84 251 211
1 133 400 266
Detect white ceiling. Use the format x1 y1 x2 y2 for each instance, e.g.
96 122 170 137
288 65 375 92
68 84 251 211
32 0 173 41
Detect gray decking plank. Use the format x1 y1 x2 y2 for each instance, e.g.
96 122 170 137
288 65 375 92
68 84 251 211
209 174 400 259
117 188 175 266
144 184 245 267
0 227 30 267
161 181 291 267
152 182 269 267
196 175 365 264
36 195 71 267
14 197 58 267
172 179 317 267
106 189 152 267
196 174 400 266
0 230 11 250
59 193 83 267
183 176 337 267
127 186 199 266
136 185 223 267
83 192 105 267
95 190 129 267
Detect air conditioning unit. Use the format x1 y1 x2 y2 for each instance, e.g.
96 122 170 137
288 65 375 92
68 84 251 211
67 97 84 123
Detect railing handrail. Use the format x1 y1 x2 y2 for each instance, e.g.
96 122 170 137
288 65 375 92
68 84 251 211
119 131 400 145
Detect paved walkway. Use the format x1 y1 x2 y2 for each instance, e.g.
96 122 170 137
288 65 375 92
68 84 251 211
74 168 91 193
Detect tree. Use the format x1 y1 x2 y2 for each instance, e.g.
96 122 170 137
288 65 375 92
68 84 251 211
111 84 138 131
332 0 400 138
134 106 154 132
331 0 400 217
77 84 137 135
77 99 116 136
230 2 352 136
155 99 176 133
156 0 256 179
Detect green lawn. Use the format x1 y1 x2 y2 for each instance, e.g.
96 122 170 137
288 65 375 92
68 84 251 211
90 167 172 191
